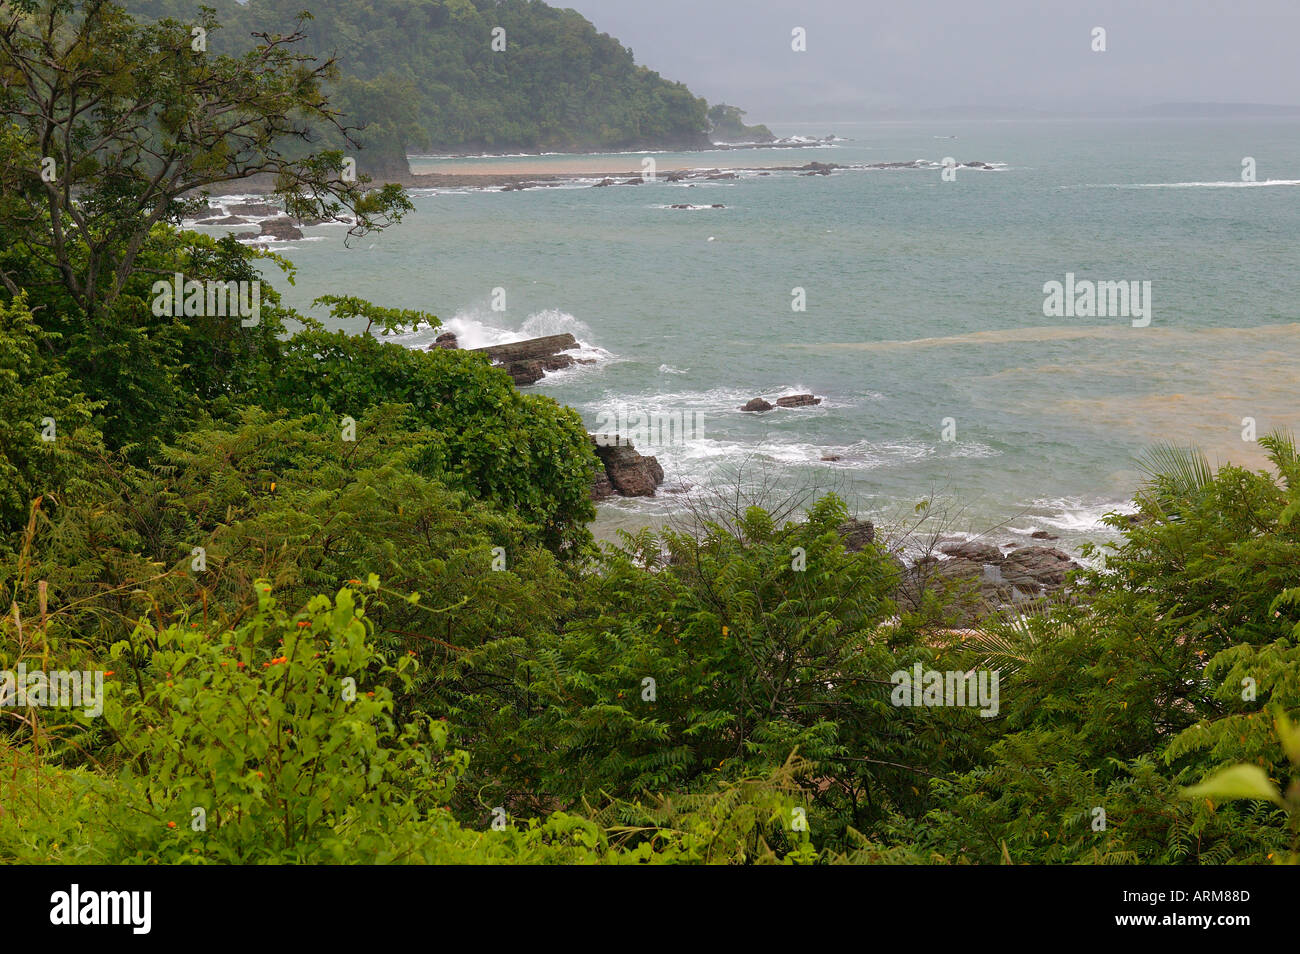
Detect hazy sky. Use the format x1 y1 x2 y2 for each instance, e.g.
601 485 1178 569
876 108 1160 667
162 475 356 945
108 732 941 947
560 0 1300 122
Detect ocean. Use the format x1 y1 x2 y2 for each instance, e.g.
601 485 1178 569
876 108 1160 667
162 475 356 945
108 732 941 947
215 118 1300 550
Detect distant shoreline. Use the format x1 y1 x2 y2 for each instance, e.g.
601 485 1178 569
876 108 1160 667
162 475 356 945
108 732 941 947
200 160 814 195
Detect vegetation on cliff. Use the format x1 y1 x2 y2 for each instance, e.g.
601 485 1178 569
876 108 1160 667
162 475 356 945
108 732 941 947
125 0 718 173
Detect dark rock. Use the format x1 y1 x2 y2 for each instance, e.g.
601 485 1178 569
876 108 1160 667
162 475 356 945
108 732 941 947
471 334 580 387
1030 530 1059 540
665 172 687 182
430 332 459 350
837 519 875 552
211 215 251 225
591 469 615 500
775 394 821 408
540 353 575 372
259 217 304 241
939 540 1002 563
471 334 577 364
821 454 842 462
505 361 546 386
711 204 725 208
740 398 773 413
593 178 615 187
1002 546 1078 587
590 435 664 497
226 202 281 217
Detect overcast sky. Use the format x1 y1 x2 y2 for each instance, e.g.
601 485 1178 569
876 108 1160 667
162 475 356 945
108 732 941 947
560 0 1300 122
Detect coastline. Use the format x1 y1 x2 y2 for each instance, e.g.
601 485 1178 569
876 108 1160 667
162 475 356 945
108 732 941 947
197 159 818 195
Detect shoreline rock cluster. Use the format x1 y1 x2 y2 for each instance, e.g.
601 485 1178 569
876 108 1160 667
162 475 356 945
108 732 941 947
838 524 1084 623
184 199 339 242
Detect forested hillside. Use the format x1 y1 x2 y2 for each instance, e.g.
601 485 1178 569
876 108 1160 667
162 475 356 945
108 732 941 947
127 0 715 171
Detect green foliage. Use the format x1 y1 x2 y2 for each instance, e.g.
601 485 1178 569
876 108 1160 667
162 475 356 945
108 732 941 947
124 0 713 160
6 0 1300 868
0 294 104 536
0 0 409 316
707 103 775 142
253 329 598 550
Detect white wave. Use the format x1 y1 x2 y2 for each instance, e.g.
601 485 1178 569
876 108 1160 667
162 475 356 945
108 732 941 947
1026 497 1136 532
946 441 1002 459
1084 179 1300 189
579 385 842 416
659 364 689 374
387 305 614 373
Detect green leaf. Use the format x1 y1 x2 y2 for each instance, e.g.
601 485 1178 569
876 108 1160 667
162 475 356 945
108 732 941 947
1183 765 1283 806
1274 708 1300 767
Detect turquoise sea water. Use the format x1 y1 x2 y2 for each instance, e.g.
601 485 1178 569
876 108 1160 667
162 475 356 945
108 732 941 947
242 118 1300 548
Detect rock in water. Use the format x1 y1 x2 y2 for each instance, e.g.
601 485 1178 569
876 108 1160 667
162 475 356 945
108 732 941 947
470 334 579 386
430 332 459 350
227 201 281 217
590 435 664 497
591 469 615 500
740 398 773 412
939 540 1002 563
259 217 304 241
775 394 821 408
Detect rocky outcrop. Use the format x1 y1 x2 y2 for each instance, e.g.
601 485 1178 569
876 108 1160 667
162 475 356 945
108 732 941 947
258 217 304 241
227 201 281 217
740 394 823 411
590 435 664 497
776 394 821 408
591 469 615 500
799 161 837 176
466 334 579 386
425 332 589 385
939 540 1003 563
1001 546 1076 587
898 542 1083 625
